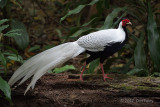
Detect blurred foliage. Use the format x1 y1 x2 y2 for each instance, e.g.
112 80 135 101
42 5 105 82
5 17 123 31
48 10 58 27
0 19 24 73
147 2 160 74
0 18 24 103
133 32 148 76
124 0 160 76
11 20 29 49
60 0 99 22
0 76 12 103
0 0 28 103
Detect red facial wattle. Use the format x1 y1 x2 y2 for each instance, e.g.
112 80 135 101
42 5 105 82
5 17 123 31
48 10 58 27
122 19 131 27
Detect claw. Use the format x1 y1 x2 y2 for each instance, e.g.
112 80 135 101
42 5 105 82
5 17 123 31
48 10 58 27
80 76 83 81
80 72 84 81
103 74 113 81
100 63 113 81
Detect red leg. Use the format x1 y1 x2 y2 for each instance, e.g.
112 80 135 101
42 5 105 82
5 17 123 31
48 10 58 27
80 62 86 81
100 63 112 81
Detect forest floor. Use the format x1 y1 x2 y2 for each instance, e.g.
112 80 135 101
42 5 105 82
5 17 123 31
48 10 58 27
1 73 160 107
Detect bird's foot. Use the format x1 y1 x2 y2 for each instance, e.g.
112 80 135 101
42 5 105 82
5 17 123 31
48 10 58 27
80 78 83 81
103 74 113 81
80 74 83 81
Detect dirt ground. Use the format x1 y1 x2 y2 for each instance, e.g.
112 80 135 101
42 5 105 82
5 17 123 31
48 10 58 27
1 73 160 107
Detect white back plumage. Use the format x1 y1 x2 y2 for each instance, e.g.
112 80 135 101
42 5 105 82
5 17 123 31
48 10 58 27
77 22 125 52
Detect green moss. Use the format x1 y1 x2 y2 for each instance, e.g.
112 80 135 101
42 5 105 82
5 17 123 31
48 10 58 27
119 84 134 90
110 79 160 91
82 74 160 92
136 86 150 90
111 83 134 90
136 86 160 91
112 74 132 80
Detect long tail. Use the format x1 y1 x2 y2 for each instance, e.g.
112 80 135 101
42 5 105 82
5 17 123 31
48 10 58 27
8 41 85 94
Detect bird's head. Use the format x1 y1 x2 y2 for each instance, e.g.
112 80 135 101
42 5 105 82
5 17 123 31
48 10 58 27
121 18 132 27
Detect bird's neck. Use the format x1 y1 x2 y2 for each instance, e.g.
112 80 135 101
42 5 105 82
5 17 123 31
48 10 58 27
118 22 128 43
118 22 123 29
122 26 128 43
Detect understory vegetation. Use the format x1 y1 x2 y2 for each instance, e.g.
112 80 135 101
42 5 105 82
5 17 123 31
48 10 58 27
0 0 160 104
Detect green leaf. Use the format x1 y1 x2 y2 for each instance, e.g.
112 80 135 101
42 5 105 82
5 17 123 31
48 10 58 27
52 65 76 74
147 2 160 72
60 5 85 22
127 68 143 75
0 52 7 71
3 52 23 63
100 7 127 29
151 72 160 77
60 0 99 22
134 33 148 76
0 76 11 102
0 0 8 8
7 55 23 63
0 25 9 33
134 33 147 69
4 29 21 37
11 20 29 49
122 57 134 74
43 45 55 50
55 29 62 38
4 33 21 37
70 28 94 37
82 17 99 27
0 19 8 25
104 57 117 72
28 45 40 52
112 12 127 28
14 0 23 8
1 45 19 55
87 59 99 74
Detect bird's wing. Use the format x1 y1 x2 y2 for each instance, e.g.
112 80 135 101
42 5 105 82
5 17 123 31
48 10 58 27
77 29 125 52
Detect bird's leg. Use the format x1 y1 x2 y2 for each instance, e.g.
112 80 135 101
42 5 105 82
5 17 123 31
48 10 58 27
80 62 86 81
99 63 112 81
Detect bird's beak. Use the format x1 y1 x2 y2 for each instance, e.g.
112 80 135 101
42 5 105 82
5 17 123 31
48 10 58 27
127 22 132 25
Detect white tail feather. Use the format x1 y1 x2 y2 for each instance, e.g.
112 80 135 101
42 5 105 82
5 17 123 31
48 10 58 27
8 41 85 94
